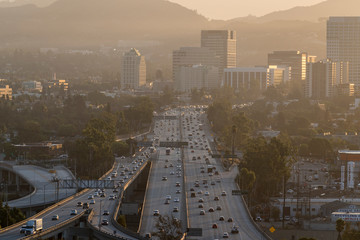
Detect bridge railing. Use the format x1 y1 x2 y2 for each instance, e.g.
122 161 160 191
18 211 86 240
0 161 117 235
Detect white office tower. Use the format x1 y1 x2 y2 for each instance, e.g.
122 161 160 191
341 165 345 191
176 65 219 92
121 48 146 89
327 17 360 87
347 161 355 189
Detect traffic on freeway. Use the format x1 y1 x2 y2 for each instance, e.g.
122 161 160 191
182 106 265 239
0 152 150 240
140 110 186 237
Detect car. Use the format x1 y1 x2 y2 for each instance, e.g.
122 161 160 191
52 215 59 220
176 189 181 194
173 207 179 212
211 181 216 185
227 217 233 222
205 191 210 196
284 216 291 221
101 219 109 225
70 209 78 215
219 216 225 221
255 216 262 222
165 159 169 162
88 195 94 199
198 203 204 208
106 177 111 180
190 188 195 191
129 171 134 175
221 191 227 196
176 182 181 187
198 198 204 203
83 202 89 209
90 199 96 204
216 205 222 210
109 195 115 200
77 202 83 207
174 197 180 202
197 190 203 194
201 170 205 173
231 227 239 234
162 176 168 181
100 193 106 198
169 164 173 167
200 210 205 215
119 179 124 183
209 207 214 212
113 188 118 193
166 195 172 200
164 199 170 205
223 232 229 238
214 196 219 201
212 223 218 229
153 210 160 216
164 165 168 168
103 210 110 215
170 171 175 175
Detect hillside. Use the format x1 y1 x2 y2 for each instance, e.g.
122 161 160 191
258 0 360 22
0 0 212 48
0 0 55 8
0 0 358 66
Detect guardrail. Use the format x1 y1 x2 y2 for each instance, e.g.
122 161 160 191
236 183 273 240
19 211 86 240
137 160 153 233
111 162 149 240
0 161 117 235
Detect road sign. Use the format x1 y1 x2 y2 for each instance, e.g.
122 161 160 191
232 190 248 195
269 226 276 233
187 228 202 236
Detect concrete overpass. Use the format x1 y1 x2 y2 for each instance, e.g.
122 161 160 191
0 162 76 211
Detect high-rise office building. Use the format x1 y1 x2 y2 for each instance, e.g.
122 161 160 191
201 30 237 75
268 51 308 82
121 48 146 89
172 47 220 80
176 65 219 92
305 60 349 99
327 17 360 87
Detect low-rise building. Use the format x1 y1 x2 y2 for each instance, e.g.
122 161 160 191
0 85 12 100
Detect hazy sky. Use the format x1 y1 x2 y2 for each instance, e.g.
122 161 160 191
169 0 325 20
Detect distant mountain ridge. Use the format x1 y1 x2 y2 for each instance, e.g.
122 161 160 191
0 0 358 66
0 0 55 8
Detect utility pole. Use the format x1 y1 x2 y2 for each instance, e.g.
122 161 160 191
282 175 286 229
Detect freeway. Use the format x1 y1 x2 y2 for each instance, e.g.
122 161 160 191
0 153 149 240
1 163 76 208
182 107 265 240
139 110 186 236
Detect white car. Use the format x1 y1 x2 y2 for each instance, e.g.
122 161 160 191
88 195 94 199
153 210 160 216
166 195 171 200
174 197 180 202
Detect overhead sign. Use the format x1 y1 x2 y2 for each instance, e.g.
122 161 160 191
232 190 248 195
59 179 115 189
160 141 188 147
187 228 202 236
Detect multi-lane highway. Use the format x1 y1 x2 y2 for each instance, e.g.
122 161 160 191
140 111 186 236
0 153 149 240
140 107 267 239
182 107 265 240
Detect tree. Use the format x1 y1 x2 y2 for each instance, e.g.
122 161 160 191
151 215 182 240
336 218 345 240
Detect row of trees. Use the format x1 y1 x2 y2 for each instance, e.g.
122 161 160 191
0 201 25 228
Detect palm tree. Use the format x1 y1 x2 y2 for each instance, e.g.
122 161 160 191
336 218 345 240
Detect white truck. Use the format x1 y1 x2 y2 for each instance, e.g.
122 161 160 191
24 218 43 236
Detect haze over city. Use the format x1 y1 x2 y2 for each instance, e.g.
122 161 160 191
0 0 360 240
